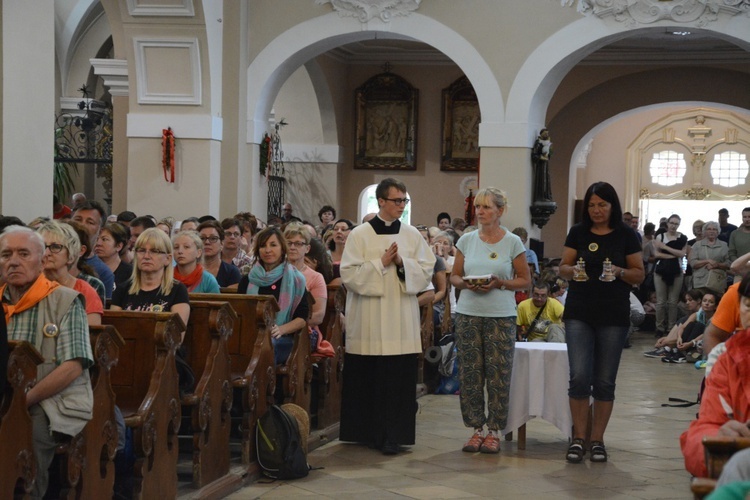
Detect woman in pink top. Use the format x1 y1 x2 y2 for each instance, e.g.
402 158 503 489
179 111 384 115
285 223 327 351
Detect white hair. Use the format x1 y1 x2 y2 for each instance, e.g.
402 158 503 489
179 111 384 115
0 225 45 255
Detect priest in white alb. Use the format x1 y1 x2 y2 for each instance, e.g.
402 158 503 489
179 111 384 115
339 177 435 455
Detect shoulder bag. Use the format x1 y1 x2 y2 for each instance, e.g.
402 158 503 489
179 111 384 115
702 244 727 294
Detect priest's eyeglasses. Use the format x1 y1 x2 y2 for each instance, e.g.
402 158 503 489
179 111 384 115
383 197 410 205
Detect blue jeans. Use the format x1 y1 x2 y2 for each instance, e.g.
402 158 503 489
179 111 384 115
565 319 629 401
273 336 294 365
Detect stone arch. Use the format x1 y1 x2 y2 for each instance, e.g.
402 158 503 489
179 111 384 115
246 12 503 146
57 0 111 96
507 16 750 147
303 58 339 146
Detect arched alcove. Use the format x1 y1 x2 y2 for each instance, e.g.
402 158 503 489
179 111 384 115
246 12 503 146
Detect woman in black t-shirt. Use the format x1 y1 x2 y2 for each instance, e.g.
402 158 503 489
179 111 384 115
558 182 644 464
652 214 688 336
111 228 190 339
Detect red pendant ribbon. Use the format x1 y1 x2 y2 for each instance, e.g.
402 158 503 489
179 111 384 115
162 127 175 183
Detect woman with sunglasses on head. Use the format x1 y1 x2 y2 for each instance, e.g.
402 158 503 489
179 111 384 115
110 228 190 338
37 220 103 326
328 218 354 286
239 226 308 366
197 220 241 289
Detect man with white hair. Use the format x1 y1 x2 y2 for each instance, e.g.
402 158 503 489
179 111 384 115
71 192 86 210
0 226 93 498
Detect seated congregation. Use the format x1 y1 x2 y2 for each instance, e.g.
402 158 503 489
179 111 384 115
2 197 750 498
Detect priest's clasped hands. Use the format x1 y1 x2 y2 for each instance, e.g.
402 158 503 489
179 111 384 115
382 242 403 268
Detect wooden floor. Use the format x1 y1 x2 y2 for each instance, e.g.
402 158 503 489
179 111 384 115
225 329 703 499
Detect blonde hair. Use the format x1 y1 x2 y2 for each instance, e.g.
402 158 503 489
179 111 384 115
130 227 175 295
474 187 508 209
156 216 175 236
172 230 204 264
283 222 311 245
37 220 80 269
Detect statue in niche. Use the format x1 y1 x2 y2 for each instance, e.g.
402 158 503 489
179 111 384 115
531 128 553 202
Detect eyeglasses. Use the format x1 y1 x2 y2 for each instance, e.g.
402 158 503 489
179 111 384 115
287 241 308 248
224 231 241 238
200 236 221 243
383 197 410 205
135 248 168 256
45 243 65 254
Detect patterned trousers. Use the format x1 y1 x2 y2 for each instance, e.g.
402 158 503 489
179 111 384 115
454 314 515 431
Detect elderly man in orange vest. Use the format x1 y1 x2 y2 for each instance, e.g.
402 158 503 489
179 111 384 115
0 225 93 498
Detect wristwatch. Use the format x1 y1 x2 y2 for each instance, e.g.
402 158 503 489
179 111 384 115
500 283 507 291
619 268 626 278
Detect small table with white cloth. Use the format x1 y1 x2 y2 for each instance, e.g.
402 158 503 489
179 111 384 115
500 342 572 449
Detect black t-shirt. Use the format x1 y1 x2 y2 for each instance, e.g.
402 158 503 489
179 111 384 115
563 223 642 327
111 279 189 313
113 261 133 288
216 261 241 287
719 223 737 243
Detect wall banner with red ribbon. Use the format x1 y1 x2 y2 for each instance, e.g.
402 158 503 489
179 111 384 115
162 127 175 183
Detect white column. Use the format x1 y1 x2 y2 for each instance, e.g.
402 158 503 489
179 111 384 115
91 59 129 213
1 1 55 220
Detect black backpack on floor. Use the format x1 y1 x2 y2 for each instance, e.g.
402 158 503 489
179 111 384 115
256 405 309 480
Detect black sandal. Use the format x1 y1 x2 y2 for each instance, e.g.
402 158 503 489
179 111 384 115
590 441 607 462
566 438 585 463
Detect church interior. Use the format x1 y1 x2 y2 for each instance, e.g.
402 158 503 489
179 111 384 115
0 1 749 498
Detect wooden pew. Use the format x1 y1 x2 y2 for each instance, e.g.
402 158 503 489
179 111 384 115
687 436 750 498
180 300 237 489
417 300 434 396
0 341 43 498
55 325 124 500
311 284 346 432
102 310 184 500
276 297 312 412
691 477 718 499
190 293 277 468
702 436 750 479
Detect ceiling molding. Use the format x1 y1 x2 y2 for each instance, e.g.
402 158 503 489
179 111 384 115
90 58 129 97
126 0 195 17
572 0 750 27
315 0 420 23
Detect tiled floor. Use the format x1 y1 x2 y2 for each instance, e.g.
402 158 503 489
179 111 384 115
229 331 704 499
